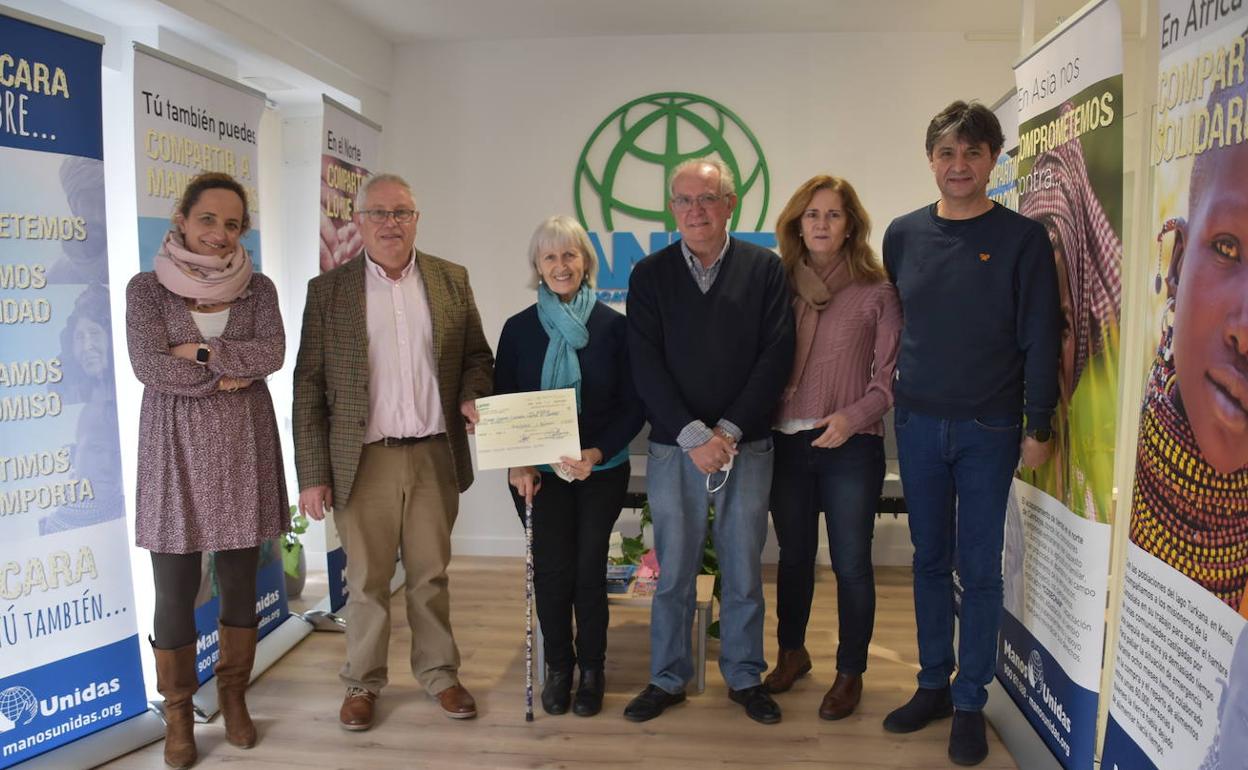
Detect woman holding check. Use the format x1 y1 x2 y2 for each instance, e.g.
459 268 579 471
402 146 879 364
494 215 644 717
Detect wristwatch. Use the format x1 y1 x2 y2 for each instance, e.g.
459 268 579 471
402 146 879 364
195 344 211 365
1026 427 1053 442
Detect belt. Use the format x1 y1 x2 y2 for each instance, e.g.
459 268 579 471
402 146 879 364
372 434 444 447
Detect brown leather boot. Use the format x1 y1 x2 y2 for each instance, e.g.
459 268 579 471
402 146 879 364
214 623 258 748
818 672 863 720
762 647 812 694
152 640 198 769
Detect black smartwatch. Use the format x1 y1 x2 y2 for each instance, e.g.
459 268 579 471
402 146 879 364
195 344 210 365
1026 427 1053 442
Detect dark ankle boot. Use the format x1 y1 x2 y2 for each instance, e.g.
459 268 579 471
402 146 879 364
883 685 953 733
572 668 605 717
541 666 573 715
949 709 989 765
152 639 199 769
818 672 863 720
214 623 258 748
762 646 811 694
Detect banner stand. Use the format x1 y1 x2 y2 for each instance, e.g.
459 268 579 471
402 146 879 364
17 712 165 770
301 604 347 632
301 564 408 633
985 679 1064 770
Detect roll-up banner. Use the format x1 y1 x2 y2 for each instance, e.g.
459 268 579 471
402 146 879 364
989 90 1020 211
318 95 380 614
0 8 149 766
999 2 1123 768
1103 3 1248 768
132 44 263 272
131 44 288 684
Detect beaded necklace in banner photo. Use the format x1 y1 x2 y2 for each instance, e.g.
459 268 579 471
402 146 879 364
1129 316 1248 618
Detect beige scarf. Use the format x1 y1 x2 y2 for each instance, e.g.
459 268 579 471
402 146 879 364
783 255 852 401
153 229 253 305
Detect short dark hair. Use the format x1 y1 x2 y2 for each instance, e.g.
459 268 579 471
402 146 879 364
173 172 251 233
925 100 1005 157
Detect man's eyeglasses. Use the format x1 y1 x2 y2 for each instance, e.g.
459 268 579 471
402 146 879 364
671 193 727 211
361 209 417 224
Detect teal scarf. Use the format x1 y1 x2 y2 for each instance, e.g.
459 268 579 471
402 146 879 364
537 282 594 412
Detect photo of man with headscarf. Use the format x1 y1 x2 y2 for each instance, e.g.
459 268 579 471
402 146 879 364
47 156 108 285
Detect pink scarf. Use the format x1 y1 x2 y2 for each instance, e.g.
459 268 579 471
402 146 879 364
153 229 253 305
782 255 852 402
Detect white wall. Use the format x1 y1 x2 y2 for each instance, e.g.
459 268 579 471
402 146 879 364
379 31 1020 558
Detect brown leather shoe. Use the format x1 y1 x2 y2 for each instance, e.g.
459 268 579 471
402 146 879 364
762 647 812 694
436 684 477 719
339 687 377 731
818 672 863 720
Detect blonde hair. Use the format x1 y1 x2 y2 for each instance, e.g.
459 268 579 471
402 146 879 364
527 215 598 290
774 175 886 284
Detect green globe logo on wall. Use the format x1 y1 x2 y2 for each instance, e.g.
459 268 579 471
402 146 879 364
575 92 770 232
573 92 774 299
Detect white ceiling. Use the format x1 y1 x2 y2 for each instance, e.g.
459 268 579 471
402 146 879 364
330 0 1033 44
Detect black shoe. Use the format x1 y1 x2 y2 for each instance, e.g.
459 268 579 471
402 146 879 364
623 684 685 722
541 666 573 715
728 685 782 725
572 668 605 717
948 710 989 765
883 686 953 733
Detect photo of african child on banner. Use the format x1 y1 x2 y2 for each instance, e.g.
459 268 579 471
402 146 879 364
1103 5 1248 769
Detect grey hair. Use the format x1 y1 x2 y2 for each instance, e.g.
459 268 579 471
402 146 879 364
527 215 598 290
667 158 736 199
355 172 416 213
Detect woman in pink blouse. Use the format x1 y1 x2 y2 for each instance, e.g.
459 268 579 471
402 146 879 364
763 176 901 721
126 172 287 769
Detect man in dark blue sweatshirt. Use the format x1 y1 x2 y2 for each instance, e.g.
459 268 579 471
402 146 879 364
881 101 1060 766
623 158 794 725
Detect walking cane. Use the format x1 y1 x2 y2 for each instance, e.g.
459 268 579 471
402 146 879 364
524 498 535 722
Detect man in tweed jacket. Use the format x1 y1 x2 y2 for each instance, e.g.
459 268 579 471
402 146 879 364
294 173 494 729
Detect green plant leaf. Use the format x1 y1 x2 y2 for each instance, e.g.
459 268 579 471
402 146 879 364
282 542 302 578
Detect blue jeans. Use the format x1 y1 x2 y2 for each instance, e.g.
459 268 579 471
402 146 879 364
893 406 1020 711
646 437 773 693
769 431 884 673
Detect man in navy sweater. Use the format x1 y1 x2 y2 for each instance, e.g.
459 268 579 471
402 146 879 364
623 158 794 725
881 101 1060 766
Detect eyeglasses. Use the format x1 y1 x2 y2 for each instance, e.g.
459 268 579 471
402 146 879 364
671 193 727 211
361 208 417 224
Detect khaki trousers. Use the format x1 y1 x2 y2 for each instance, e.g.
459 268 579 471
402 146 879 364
337 437 460 695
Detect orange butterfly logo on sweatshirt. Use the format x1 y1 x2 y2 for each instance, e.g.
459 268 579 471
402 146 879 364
979 253 991 262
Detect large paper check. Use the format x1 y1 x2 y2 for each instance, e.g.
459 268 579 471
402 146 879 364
473 388 581 470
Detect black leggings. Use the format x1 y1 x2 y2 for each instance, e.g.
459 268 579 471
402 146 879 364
509 463 629 670
151 547 259 649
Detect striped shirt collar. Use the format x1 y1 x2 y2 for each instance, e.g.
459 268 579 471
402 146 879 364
680 235 730 293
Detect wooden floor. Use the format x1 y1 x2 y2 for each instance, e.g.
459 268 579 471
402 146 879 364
102 558 1018 769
